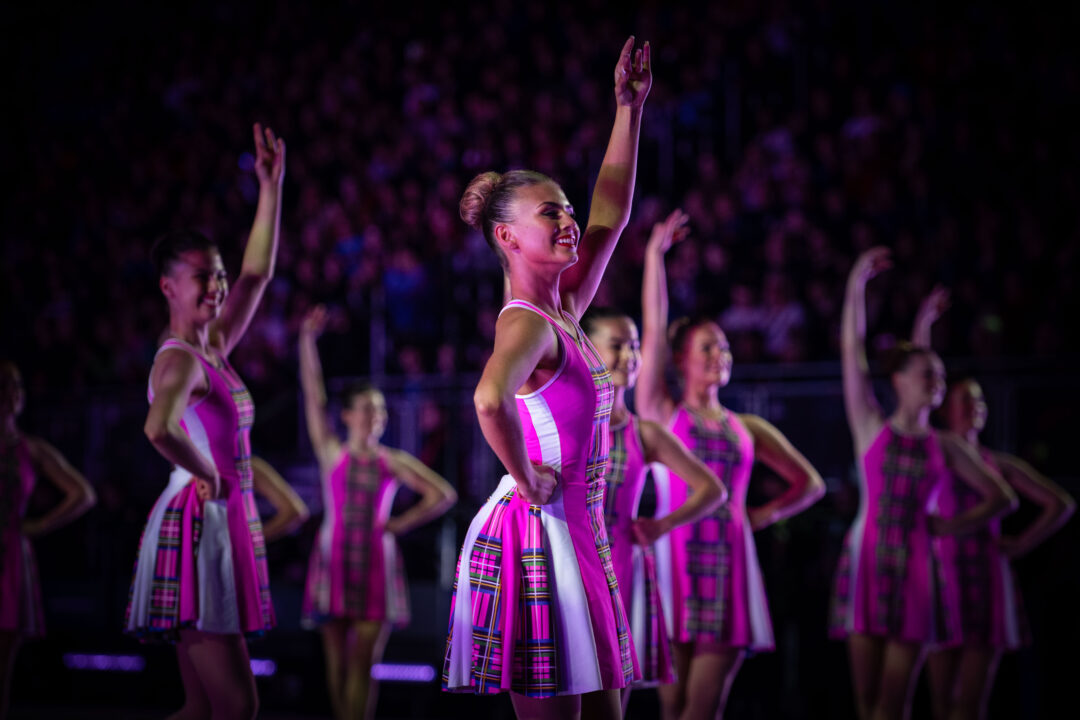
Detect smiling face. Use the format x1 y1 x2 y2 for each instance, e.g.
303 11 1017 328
342 388 388 444
497 181 580 271
892 351 946 411
586 315 641 389
160 248 228 326
677 322 733 389
944 378 988 435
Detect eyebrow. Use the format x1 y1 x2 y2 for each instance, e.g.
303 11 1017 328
537 200 574 213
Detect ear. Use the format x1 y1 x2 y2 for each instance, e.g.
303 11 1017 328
494 223 518 254
159 274 173 300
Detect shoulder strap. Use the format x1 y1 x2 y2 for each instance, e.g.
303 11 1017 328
499 299 558 325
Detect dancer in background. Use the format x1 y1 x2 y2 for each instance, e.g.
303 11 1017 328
299 305 456 720
126 124 284 720
581 306 727 714
637 210 825 720
911 289 1075 720
250 456 309 542
442 36 651 720
830 247 1017 720
0 361 96 720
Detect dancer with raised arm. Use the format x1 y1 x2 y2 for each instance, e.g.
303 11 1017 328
911 290 1075 720
299 305 456 720
636 210 826 720
125 124 284 720
580 307 727 715
442 36 651 720
830 248 1018 720
0 361 96 720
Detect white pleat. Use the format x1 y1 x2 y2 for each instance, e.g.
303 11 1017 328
741 520 774 649
650 463 676 633
196 499 239 633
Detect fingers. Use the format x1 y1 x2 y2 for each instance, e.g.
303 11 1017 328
634 48 643 74
643 40 651 72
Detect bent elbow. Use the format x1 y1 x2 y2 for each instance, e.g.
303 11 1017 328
144 420 169 446
806 473 827 504
443 487 459 509
474 385 504 419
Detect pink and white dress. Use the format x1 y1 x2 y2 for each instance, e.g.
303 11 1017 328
125 338 275 640
442 299 636 697
0 436 45 638
652 406 774 651
933 448 1027 649
302 450 409 627
603 415 674 685
829 425 961 645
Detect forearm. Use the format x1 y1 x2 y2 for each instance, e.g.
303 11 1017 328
241 184 282 279
656 481 722 535
260 508 302 542
750 477 822 529
590 106 642 230
638 248 670 419
842 278 868 367
150 424 219 481
1008 501 1074 554
945 496 1012 536
390 493 455 535
27 488 95 536
912 317 932 347
477 398 535 486
299 333 328 407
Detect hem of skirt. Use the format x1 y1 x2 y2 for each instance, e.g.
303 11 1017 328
125 622 273 644
441 682 629 697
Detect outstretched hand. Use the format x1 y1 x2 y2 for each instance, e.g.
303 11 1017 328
253 122 286 188
646 208 690 255
614 36 652 108
850 246 892 286
915 284 951 329
301 304 329 338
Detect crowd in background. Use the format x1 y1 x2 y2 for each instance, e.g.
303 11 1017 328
5 0 1077 402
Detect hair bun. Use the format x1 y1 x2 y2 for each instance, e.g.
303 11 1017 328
460 171 503 230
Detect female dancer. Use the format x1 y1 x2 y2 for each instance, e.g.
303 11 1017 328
911 291 1075 720
581 306 727 714
1 361 96 719
442 36 651 720
299 305 457 720
636 210 826 720
126 124 284 720
830 247 1017 720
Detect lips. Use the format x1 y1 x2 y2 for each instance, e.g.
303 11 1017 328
556 233 578 248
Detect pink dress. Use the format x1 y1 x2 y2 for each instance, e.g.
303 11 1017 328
829 425 960 644
302 450 409 627
603 416 674 685
933 448 1027 649
652 406 774 651
125 339 275 640
443 299 636 697
0 437 45 637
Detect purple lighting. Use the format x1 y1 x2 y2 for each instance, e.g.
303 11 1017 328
62 653 146 672
370 663 437 683
250 658 277 677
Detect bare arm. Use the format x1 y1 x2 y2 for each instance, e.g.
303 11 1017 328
562 37 651 317
637 211 688 423
911 285 950 347
212 123 286 356
298 305 341 466
842 248 890 452
21 437 96 539
383 449 458 536
632 419 727 545
994 452 1075 558
742 414 826 530
474 308 561 505
933 432 1018 536
251 455 309 542
144 348 221 497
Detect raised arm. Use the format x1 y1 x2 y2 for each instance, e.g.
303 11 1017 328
562 37 651 316
299 305 341 465
842 247 890 451
212 123 286 356
994 452 1075 558
911 284 950 347
21 437 96 539
144 349 221 499
632 419 727 545
474 308 561 505
251 455 310 542
637 210 688 424
742 414 826 530
382 449 458 536
932 432 1018 536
